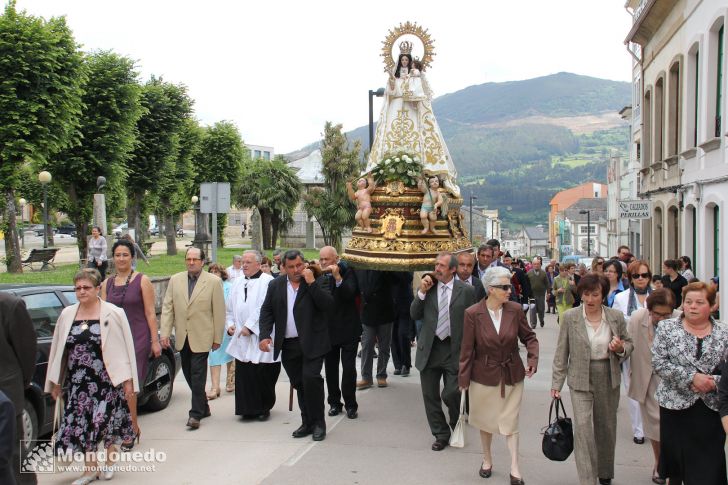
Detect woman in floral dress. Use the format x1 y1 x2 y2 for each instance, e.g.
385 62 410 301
45 268 139 484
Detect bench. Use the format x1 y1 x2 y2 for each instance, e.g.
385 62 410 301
21 248 60 271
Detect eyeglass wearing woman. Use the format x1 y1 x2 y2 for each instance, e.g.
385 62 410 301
591 258 606 275
626 288 675 484
459 266 538 485
100 239 160 452
652 282 728 484
45 269 138 484
612 260 653 447
551 274 632 485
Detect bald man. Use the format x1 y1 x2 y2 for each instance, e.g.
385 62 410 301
526 257 550 328
320 246 361 419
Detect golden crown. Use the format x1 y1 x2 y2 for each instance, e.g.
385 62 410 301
399 40 413 55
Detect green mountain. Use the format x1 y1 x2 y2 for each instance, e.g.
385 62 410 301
289 72 631 226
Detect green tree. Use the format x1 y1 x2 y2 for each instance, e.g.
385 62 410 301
127 77 192 243
45 50 142 259
303 122 361 251
235 156 302 249
0 2 85 272
192 121 246 247
157 118 202 255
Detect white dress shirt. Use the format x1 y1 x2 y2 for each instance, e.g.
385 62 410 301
285 278 299 338
226 265 244 281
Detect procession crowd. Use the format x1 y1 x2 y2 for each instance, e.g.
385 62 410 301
1 238 726 485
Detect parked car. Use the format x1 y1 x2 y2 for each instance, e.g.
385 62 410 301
55 224 77 237
148 226 160 237
27 224 52 237
112 222 128 237
0 284 181 453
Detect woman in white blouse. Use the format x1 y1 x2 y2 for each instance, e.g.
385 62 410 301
86 226 108 279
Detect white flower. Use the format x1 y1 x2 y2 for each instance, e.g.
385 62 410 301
389 168 395 173
413 156 420 162
384 159 390 165
407 171 413 176
379 169 384 174
394 157 400 162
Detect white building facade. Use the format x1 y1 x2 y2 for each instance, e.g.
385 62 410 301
625 0 726 282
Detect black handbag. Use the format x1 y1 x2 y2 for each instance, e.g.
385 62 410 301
542 397 574 461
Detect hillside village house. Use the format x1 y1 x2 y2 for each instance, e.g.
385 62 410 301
625 0 726 283
549 182 607 260
517 225 549 257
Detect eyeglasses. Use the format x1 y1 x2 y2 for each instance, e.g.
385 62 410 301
74 285 95 292
632 272 650 279
650 311 672 320
595 261 604 266
489 284 512 292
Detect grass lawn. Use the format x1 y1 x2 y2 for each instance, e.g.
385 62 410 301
553 156 593 168
0 247 322 285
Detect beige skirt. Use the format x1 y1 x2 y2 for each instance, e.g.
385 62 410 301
468 380 524 435
640 374 660 442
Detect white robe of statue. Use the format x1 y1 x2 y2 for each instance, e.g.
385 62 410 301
224 272 279 364
366 65 460 197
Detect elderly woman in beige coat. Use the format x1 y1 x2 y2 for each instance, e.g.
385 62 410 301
551 274 633 485
45 269 138 485
627 288 676 485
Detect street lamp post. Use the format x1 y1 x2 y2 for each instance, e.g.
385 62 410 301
579 209 591 256
191 195 199 238
368 88 385 151
38 171 52 248
469 192 477 242
18 198 26 249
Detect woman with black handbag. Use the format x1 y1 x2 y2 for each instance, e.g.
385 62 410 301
459 267 539 484
551 274 632 485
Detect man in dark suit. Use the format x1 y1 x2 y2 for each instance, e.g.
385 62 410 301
475 244 496 279
411 252 476 451
259 249 334 441
355 270 396 389
0 293 37 485
456 252 487 301
319 246 361 419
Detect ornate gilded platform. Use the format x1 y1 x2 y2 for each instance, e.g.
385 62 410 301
342 182 473 271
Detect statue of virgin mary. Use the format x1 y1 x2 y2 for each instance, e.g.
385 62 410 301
366 40 461 197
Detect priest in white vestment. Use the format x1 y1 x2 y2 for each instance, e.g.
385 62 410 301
225 250 279 420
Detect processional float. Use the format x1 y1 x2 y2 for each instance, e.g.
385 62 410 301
342 22 473 271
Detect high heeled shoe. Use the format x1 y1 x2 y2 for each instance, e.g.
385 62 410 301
71 472 99 485
121 427 141 452
102 464 115 481
206 388 221 400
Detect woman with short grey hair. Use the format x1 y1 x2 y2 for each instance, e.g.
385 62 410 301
481 266 512 289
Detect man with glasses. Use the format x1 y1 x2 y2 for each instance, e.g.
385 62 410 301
411 252 475 451
161 247 226 429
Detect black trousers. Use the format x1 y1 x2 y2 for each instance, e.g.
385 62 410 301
530 293 546 327
324 340 358 411
391 314 413 370
180 338 209 419
281 338 326 429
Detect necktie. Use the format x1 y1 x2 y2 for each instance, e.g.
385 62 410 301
244 278 249 302
436 285 450 340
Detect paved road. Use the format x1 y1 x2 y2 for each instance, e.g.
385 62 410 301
38 312 657 485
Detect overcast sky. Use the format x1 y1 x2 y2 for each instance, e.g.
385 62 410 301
15 1 634 153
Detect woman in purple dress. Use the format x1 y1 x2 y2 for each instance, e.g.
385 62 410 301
101 239 160 450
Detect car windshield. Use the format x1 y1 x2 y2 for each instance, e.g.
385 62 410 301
22 292 64 338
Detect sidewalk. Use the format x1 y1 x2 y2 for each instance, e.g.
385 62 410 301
37 312 658 485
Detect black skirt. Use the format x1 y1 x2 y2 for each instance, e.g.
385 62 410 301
659 400 727 484
234 360 281 416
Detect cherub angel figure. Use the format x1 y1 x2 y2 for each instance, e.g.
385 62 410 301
347 175 376 232
417 175 443 234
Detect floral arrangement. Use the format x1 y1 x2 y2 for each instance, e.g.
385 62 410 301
372 152 423 187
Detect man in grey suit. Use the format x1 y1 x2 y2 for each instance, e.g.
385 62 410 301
411 252 476 451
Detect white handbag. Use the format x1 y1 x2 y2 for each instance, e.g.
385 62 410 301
449 389 467 448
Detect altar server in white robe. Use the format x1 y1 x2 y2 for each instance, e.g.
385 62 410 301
225 250 279 420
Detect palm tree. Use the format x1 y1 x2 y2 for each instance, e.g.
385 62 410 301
235 156 302 249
